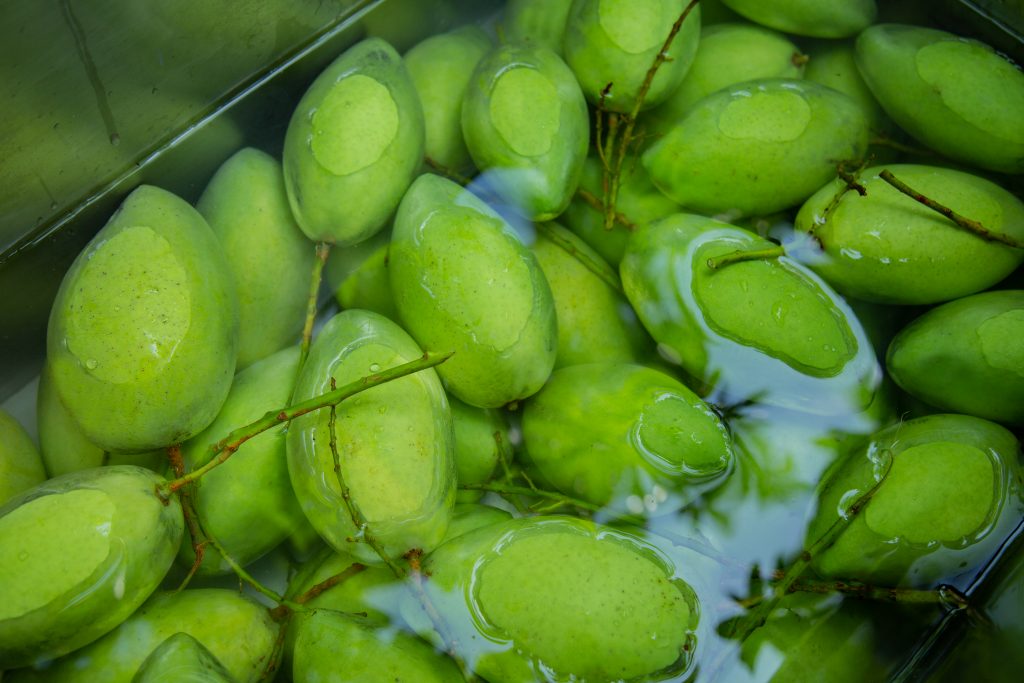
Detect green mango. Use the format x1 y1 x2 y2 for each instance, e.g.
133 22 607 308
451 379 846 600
46 185 239 452
642 22 805 137
197 148 314 370
450 396 509 501
407 516 701 681
563 0 701 112
389 173 557 408
887 290 1024 425
856 24 1024 174
35 362 163 477
287 309 455 563
561 152 679 267
793 164 1024 304
283 38 424 244
721 0 876 38
292 610 463 683
462 42 589 220
0 408 45 506
131 633 235 683
178 346 307 575
6 589 277 683
522 363 733 512
0 466 183 669
404 26 491 173
503 0 573 56
808 414 1024 586
333 241 399 321
531 222 649 368
441 502 512 543
803 39 892 137
621 214 881 414
643 79 870 218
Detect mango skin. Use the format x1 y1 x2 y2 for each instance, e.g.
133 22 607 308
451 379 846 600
389 174 557 408
178 346 307 575
35 362 164 477
408 516 701 682
0 408 45 506
721 0 876 38
522 363 733 512
197 147 314 370
46 184 239 452
283 38 425 244
462 42 589 220
131 633 235 683
642 22 805 137
405 26 491 173
794 164 1024 305
808 414 1024 587
643 79 870 218
887 291 1024 425
856 24 1024 174
563 0 701 112
6 589 277 683
287 309 455 563
621 214 880 414
531 222 649 368
293 611 463 683
450 396 509 502
0 466 183 669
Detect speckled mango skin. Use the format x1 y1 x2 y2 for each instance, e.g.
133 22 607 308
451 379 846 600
46 185 239 452
131 633 234 683
856 24 1024 174
809 415 1024 587
531 222 649 368
522 363 733 511
389 174 557 408
503 0 573 56
0 408 45 506
887 291 1024 425
721 0 876 38
563 0 701 112
621 214 880 414
462 42 589 220
6 589 277 683
642 79 869 218
178 346 307 575
286 309 455 563
405 26 491 174
407 516 701 682
794 165 1024 305
283 38 424 245
0 466 183 670
642 22 805 137
197 147 314 370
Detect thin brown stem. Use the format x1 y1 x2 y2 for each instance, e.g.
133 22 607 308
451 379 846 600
576 188 638 231
268 563 367 622
879 169 1024 249
299 242 331 368
706 245 785 270
535 221 623 294
161 351 454 495
808 160 869 241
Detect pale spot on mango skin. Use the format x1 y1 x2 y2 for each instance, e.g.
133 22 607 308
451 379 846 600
311 74 399 176
489 67 561 157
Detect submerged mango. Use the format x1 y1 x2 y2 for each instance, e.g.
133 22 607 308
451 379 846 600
0 408 45 506
522 363 733 512
808 414 1024 586
563 0 701 112
389 173 557 408
410 516 701 682
287 309 455 562
131 633 235 683
450 396 509 501
46 185 239 452
462 42 589 220
856 24 1024 174
643 79 870 218
503 0 573 56
197 148 314 370
721 0 876 38
621 214 880 414
283 37 424 244
0 466 183 669
794 164 1024 304
887 290 1024 425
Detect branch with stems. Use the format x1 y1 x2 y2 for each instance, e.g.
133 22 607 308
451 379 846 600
299 241 332 368
575 188 637 231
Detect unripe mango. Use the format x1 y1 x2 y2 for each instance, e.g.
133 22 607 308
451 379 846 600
503 0 573 56
0 408 45 506
721 0 876 38
131 633 235 683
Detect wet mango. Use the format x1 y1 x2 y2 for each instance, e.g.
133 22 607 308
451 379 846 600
503 0 573 56
0 408 45 506
131 633 235 683
720 0 876 38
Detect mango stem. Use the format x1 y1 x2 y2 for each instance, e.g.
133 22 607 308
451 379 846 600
299 241 331 368
705 245 785 270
